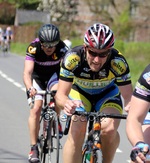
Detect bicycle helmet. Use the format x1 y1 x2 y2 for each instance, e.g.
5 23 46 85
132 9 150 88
84 23 114 49
38 24 60 45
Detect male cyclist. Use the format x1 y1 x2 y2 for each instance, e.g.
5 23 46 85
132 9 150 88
23 24 67 163
55 23 133 163
126 64 150 163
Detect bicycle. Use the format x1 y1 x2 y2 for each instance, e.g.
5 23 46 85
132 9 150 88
36 90 61 163
1 40 10 57
64 110 127 163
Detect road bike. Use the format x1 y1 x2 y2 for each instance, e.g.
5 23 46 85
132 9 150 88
64 110 127 163
1 40 10 57
37 90 61 163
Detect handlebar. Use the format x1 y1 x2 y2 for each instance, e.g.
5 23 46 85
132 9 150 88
36 90 57 96
64 111 127 135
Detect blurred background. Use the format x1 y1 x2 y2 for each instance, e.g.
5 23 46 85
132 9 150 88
0 0 150 85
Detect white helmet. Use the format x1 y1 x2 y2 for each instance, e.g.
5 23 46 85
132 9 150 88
64 39 72 49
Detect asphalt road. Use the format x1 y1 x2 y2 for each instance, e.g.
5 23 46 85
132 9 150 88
0 52 132 163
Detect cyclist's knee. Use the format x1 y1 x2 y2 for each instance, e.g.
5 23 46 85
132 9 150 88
101 123 118 140
30 104 42 117
68 120 86 143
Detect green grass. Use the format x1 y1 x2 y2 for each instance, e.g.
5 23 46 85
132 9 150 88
11 40 150 87
11 42 28 56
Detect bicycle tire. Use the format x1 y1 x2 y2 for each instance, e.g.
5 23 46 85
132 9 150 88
82 149 103 163
38 134 47 163
92 149 103 163
47 113 60 163
82 147 88 163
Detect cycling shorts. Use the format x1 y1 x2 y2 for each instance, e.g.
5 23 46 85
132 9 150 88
143 112 150 125
26 73 58 105
69 85 123 114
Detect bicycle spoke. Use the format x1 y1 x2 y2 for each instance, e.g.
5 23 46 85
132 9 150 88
47 115 60 163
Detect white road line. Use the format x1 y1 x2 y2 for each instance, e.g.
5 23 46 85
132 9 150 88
0 69 126 154
0 70 25 92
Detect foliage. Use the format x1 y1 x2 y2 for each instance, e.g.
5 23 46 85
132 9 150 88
112 7 134 40
11 40 150 87
0 0 40 24
83 0 136 41
0 0 40 9
38 0 78 22
0 2 16 24
84 0 114 22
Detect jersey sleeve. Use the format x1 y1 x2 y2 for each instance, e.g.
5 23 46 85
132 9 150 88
59 51 81 82
133 64 150 102
110 50 132 86
25 38 39 61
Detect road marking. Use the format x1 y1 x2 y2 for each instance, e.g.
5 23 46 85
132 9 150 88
0 70 25 92
116 148 122 153
0 69 125 154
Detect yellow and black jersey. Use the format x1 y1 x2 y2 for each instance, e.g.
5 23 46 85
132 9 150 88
60 45 131 95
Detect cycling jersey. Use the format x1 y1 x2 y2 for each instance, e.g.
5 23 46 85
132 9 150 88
60 45 131 95
133 64 150 118
133 64 150 102
26 38 67 89
60 45 131 113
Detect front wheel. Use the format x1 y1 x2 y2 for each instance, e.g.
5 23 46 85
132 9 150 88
47 114 60 163
82 149 103 163
92 149 103 163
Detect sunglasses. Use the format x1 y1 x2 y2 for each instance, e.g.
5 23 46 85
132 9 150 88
87 49 110 58
41 41 59 48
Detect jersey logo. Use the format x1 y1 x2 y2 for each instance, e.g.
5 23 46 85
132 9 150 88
52 53 58 60
143 72 150 84
64 53 80 70
28 46 36 54
111 58 127 75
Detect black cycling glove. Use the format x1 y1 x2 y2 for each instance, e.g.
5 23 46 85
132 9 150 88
130 141 149 161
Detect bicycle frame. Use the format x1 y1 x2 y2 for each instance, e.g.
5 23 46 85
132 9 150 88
37 90 60 163
1 39 10 56
64 111 127 163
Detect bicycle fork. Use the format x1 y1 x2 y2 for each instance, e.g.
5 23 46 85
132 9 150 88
83 118 102 162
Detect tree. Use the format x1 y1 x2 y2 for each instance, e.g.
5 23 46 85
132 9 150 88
83 0 135 40
0 1 16 24
0 0 40 24
37 0 79 37
37 0 78 22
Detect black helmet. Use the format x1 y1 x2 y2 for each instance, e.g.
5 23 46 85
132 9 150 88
38 24 60 45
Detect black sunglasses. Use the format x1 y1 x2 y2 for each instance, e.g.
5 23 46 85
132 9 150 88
88 49 110 58
41 41 59 48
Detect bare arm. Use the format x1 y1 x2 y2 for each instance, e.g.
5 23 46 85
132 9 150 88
55 79 82 115
119 83 133 107
126 96 150 146
23 60 34 90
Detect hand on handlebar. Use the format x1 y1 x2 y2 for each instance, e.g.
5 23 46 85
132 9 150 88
27 87 37 97
64 100 83 116
130 141 149 162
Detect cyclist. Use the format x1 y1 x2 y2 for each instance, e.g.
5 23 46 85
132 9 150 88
55 23 133 163
5 26 13 50
23 24 68 163
126 64 150 163
0 27 3 47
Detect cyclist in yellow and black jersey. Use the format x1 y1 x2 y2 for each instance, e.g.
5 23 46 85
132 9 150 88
55 23 133 163
60 45 131 97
